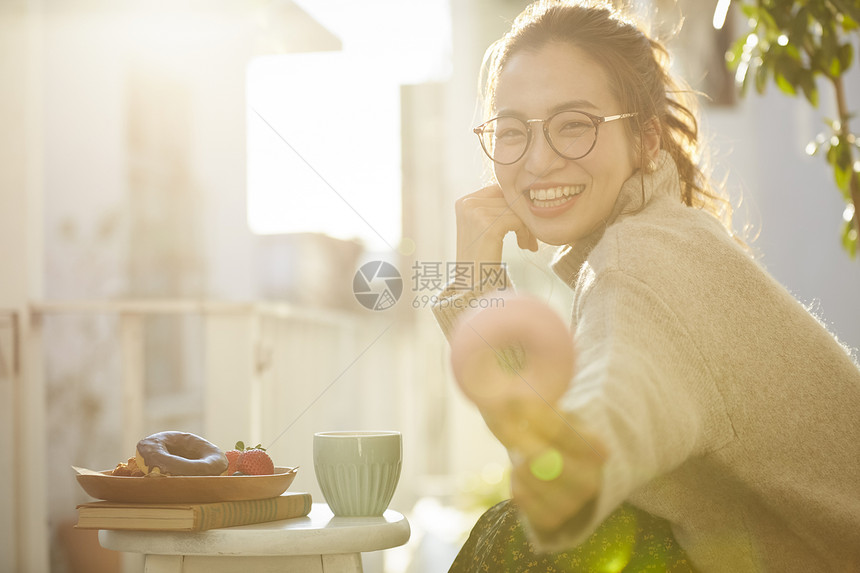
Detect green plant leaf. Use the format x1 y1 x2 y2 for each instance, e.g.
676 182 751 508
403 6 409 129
776 72 796 94
785 42 802 61
740 3 758 20
790 6 810 46
820 27 840 76
830 0 860 26
841 219 858 258
774 55 802 95
800 73 819 106
733 0 858 259
835 164 852 194
838 43 854 73
758 7 780 33
728 36 748 70
755 59 770 93
807 1 835 26
830 57 842 76
827 136 854 196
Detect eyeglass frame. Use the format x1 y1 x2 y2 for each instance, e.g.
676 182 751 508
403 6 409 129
473 109 638 165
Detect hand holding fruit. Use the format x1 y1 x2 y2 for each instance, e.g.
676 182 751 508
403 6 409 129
449 295 606 541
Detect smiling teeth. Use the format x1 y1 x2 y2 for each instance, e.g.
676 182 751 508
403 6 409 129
529 185 585 201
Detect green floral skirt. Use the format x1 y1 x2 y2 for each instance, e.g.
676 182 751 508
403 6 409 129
449 500 696 573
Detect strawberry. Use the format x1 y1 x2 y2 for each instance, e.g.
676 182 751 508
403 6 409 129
224 447 242 476
237 446 274 475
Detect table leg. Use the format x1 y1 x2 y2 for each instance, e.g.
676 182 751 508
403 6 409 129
321 553 363 573
144 554 183 573
144 554 328 573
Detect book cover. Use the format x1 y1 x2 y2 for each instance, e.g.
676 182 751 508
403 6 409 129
76 491 312 531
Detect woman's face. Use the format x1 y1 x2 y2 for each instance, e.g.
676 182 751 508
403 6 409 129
492 42 638 246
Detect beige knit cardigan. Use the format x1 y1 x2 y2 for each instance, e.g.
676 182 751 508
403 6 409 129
432 151 860 572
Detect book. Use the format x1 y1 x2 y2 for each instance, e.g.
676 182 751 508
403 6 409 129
75 492 312 531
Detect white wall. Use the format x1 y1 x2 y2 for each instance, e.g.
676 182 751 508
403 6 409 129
0 2 48 571
703 43 860 355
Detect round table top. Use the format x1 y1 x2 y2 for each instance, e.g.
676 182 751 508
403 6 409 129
99 503 411 557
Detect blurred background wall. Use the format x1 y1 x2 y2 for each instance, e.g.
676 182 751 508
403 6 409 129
1 0 858 572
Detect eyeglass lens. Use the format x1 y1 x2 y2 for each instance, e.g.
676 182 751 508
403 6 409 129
479 110 597 164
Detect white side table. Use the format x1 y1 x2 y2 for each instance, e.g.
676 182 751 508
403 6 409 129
99 503 411 573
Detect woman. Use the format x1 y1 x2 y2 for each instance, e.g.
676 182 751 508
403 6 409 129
432 1 860 571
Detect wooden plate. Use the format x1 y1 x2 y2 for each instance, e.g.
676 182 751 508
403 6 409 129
73 466 298 504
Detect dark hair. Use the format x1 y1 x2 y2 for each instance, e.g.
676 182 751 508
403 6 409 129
481 0 735 234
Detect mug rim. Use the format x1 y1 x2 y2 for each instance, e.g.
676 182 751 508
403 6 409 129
314 430 401 438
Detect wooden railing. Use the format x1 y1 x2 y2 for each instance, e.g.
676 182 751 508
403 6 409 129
30 297 408 458
0 309 18 567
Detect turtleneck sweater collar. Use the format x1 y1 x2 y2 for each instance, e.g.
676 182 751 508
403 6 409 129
549 149 681 286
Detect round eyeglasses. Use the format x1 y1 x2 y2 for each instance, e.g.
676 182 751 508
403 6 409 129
473 109 637 165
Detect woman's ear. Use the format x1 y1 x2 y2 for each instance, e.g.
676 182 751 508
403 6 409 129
641 116 662 168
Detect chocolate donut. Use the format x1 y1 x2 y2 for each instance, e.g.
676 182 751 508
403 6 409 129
135 431 228 476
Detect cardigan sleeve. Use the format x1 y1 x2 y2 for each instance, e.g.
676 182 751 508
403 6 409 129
430 267 513 341
523 264 735 552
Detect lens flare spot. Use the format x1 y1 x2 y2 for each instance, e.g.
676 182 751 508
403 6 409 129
529 448 563 481
397 237 416 256
480 462 505 485
603 552 631 572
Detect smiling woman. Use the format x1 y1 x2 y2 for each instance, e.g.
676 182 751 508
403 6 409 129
432 1 860 572
488 42 644 247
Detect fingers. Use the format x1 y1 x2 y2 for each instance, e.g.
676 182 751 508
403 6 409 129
454 185 508 221
468 184 507 198
523 404 605 457
511 453 602 534
491 401 605 463
476 399 605 536
455 194 524 240
478 399 544 451
455 185 538 260
516 227 539 252
508 422 605 535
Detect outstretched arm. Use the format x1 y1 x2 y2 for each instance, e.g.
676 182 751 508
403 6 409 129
449 295 607 544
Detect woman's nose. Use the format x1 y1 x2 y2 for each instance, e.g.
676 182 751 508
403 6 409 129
523 128 565 175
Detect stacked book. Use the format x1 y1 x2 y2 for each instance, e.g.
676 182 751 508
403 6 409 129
76 491 312 532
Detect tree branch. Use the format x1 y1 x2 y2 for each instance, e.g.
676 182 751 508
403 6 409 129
832 75 860 238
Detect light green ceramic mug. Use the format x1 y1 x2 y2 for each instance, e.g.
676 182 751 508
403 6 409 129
313 431 402 516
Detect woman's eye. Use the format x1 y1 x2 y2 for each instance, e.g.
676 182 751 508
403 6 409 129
495 128 526 143
498 128 525 139
559 121 589 134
